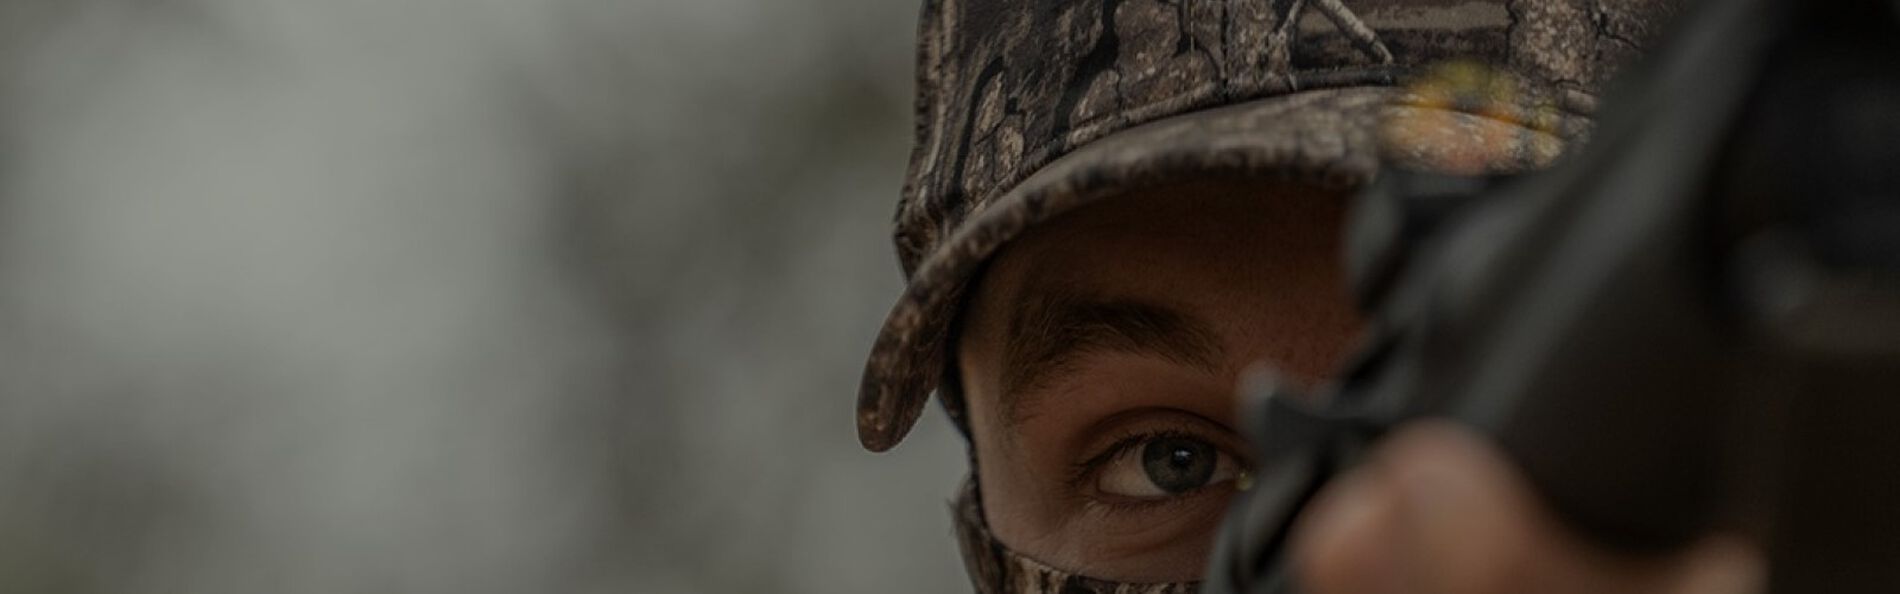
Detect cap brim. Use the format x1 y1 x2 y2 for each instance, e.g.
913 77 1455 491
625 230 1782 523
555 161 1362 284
857 85 1572 452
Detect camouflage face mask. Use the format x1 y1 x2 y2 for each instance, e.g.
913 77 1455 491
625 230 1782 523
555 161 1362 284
952 480 1199 594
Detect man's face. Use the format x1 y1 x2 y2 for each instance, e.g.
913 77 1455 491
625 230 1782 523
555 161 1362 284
955 177 1364 582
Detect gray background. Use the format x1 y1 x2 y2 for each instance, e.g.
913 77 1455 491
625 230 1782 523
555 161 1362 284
0 0 969 592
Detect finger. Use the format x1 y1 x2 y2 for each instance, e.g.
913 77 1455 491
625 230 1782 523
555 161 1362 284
1293 465 1406 594
1379 421 1547 594
1663 538 1766 594
1380 425 1764 594
1295 420 1765 594
1295 421 1544 594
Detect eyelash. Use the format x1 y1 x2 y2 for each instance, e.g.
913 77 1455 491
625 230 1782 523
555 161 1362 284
1067 428 1230 510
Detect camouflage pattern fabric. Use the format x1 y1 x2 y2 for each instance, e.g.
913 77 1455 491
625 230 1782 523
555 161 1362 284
857 0 1685 453
953 479 1199 593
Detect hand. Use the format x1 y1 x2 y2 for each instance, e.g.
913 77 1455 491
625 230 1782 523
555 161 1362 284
1291 421 1764 594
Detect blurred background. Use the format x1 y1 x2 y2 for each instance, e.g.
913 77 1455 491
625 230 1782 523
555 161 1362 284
0 0 970 592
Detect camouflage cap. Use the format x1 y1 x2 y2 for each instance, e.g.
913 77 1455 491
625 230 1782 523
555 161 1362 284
859 0 1682 452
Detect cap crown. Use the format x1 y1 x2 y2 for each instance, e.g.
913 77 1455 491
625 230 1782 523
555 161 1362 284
895 0 1681 276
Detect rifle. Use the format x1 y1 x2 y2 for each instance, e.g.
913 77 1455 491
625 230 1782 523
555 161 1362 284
1203 0 1900 591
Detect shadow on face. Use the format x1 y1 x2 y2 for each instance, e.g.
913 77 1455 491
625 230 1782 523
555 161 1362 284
954 176 1365 583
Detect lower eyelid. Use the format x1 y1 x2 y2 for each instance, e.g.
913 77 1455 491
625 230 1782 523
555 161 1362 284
1080 480 1242 532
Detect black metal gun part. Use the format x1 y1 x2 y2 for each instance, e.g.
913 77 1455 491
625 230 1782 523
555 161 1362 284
1204 0 1900 592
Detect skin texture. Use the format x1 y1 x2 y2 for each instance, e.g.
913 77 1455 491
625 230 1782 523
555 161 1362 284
950 176 1767 591
954 177 1364 582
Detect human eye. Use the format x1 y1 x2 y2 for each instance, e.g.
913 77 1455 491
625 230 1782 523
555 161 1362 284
1082 430 1248 501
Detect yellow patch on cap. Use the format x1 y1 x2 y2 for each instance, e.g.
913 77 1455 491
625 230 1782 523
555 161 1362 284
1380 61 1568 175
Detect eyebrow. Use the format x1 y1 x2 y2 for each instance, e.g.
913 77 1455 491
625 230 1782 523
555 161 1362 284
998 289 1224 428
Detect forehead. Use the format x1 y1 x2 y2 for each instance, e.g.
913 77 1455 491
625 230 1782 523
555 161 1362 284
978 177 1348 304
959 176 1356 376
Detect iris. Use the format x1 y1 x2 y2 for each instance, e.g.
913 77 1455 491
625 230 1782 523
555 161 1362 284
1139 436 1216 494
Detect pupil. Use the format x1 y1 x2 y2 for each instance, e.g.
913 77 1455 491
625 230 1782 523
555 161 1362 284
1140 437 1216 494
